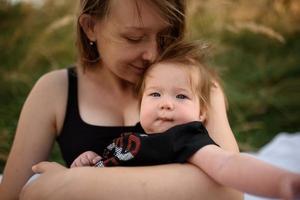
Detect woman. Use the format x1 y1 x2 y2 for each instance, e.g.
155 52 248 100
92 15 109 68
1 0 242 199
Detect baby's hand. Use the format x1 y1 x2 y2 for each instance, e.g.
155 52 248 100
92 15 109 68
281 173 300 200
290 175 300 200
71 151 102 168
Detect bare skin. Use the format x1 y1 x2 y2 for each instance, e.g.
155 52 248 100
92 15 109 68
71 62 300 199
0 0 242 199
1 69 242 200
20 162 241 200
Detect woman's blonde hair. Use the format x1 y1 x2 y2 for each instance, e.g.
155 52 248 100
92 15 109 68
76 0 187 69
137 41 221 113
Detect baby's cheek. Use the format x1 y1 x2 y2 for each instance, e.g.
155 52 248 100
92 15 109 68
179 109 200 123
140 111 155 131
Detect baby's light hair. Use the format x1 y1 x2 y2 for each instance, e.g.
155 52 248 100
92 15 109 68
137 41 221 115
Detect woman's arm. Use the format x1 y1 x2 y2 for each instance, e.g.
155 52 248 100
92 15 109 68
205 83 240 152
0 70 67 200
20 161 242 200
20 80 243 200
189 145 300 199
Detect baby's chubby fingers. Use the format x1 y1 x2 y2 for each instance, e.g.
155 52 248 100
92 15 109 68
291 176 300 200
82 151 102 165
70 159 81 168
281 173 300 200
70 151 102 167
80 157 90 166
85 151 102 159
82 151 102 163
92 156 102 164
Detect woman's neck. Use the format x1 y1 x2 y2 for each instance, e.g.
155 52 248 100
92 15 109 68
81 64 135 97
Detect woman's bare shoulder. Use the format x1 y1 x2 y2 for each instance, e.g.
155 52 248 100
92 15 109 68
28 69 69 133
34 69 68 92
30 69 68 107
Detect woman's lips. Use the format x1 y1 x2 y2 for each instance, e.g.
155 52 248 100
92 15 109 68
130 64 145 74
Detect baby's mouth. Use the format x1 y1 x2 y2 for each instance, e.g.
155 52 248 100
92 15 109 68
157 117 174 122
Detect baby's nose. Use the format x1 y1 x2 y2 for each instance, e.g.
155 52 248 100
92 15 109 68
159 99 174 110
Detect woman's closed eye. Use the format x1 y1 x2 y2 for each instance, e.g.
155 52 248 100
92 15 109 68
125 36 144 43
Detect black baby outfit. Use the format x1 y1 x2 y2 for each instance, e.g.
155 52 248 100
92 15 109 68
95 121 218 167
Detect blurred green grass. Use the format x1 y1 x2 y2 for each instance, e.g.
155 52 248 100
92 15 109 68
0 0 300 172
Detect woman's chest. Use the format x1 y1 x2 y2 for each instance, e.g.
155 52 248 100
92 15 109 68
78 91 140 127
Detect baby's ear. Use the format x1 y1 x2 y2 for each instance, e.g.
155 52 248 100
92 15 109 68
199 109 207 123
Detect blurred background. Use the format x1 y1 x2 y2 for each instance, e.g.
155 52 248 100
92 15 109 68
0 0 299 171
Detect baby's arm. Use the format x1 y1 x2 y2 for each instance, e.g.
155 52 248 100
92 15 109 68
189 145 300 199
71 151 102 168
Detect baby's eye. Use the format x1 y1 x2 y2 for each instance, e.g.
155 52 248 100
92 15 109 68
149 92 160 97
176 94 188 99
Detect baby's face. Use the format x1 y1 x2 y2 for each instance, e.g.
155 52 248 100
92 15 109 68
140 62 202 134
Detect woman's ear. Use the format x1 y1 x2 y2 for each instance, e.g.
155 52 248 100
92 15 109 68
79 14 97 42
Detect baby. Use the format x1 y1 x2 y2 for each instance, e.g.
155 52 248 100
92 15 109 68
72 42 300 199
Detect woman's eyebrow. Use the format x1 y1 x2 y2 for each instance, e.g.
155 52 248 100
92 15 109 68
124 26 147 30
124 25 171 32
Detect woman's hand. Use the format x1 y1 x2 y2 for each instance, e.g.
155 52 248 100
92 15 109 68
32 161 66 174
20 162 68 200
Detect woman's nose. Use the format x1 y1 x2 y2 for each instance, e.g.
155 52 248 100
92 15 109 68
142 39 158 63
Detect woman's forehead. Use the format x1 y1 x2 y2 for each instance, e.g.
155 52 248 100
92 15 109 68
107 0 170 29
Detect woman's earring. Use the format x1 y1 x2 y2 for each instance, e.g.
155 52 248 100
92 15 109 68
89 41 94 46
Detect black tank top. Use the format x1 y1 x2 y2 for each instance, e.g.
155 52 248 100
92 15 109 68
56 68 143 167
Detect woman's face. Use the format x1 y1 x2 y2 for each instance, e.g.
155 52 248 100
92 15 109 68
94 0 170 83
